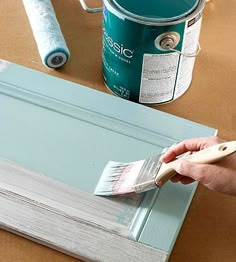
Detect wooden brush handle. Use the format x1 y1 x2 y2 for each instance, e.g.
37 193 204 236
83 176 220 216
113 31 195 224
155 141 236 186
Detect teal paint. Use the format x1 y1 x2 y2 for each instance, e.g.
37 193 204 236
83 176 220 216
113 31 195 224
108 0 199 22
102 0 205 104
0 60 216 255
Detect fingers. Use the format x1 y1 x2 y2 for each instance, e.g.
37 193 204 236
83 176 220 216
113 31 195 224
161 136 224 163
171 159 222 188
171 174 195 184
170 157 236 195
179 176 195 184
172 159 207 182
170 174 183 183
160 136 226 187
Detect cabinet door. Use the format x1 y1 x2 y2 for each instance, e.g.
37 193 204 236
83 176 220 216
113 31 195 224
0 60 216 262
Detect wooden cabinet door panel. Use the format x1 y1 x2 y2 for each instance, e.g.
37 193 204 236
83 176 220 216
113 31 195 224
0 60 216 261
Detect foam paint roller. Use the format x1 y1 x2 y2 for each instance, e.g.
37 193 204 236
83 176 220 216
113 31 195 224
22 0 70 68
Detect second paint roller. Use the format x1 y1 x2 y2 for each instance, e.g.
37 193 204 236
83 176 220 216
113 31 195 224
22 0 70 68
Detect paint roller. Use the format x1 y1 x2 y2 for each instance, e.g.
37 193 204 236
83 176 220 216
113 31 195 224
22 0 70 68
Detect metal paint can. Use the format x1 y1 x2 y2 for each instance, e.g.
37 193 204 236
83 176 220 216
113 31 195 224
80 0 205 104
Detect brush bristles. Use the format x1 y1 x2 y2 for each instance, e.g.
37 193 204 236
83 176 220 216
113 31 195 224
94 160 145 196
94 155 162 196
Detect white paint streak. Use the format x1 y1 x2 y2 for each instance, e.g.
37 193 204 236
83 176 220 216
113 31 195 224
0 158 167 262
0 59 10 72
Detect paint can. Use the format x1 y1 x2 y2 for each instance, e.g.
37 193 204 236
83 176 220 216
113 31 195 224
79 0 205 104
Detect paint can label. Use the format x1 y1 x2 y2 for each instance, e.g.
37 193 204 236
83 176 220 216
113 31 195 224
139 13 203 103
174 13 203 99
139 53 179 103
102 3 204 104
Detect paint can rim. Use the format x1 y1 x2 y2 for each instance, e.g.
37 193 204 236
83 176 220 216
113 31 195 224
103 0 205 25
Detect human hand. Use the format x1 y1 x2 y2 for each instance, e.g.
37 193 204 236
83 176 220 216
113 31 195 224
160 136 236 196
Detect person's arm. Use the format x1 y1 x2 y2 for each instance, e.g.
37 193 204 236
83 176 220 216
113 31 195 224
160 136 236 196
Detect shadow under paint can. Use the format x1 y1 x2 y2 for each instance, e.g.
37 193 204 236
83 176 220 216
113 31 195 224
79 0 206 104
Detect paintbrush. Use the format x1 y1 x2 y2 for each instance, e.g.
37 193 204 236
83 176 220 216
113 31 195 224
94 141 236 196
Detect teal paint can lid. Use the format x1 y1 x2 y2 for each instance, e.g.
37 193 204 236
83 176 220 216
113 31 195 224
105 0 201 23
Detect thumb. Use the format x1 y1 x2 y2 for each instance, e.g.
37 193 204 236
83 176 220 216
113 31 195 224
172 159 210 184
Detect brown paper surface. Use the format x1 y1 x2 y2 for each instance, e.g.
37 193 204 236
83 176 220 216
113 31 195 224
0 0 235 261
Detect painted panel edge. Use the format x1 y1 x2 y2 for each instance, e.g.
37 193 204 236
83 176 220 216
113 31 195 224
0 61 216 144
138 130 217 253
0 193 168 262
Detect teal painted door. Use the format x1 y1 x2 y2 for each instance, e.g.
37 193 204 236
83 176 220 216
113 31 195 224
0 60 216 259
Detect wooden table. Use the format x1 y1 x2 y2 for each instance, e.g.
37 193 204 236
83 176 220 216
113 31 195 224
0 0 235 261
